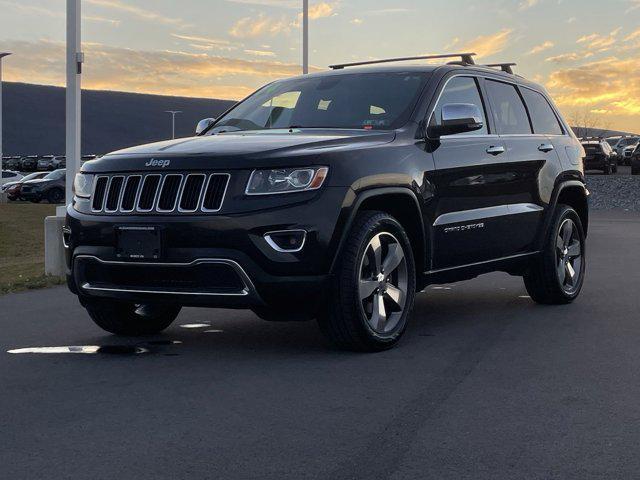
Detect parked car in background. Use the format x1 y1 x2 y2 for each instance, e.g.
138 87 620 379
37 155 56 171
623 143 639 165
1 170 24 189
582 139 617 174
605 136 622 149
51 156 66 169
82 154 98 163
19 155 39 171
2 171 49 200
3 156 22 170
20 168 66 203
632 144 640 175
616 137 640 164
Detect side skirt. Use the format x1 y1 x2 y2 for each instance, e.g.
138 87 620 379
419 251 540 288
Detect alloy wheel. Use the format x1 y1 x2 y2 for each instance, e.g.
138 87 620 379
556 218 583 294
358 232 408 334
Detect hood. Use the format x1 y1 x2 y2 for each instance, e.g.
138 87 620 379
83 129 396 173
23 178 51 185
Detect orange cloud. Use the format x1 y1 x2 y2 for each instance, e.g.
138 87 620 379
462 29 513 59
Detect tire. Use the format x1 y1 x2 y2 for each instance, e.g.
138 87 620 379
612 163 618 174
81 297 181 336
47 188 64 204
524 205 586 305
318 211 416 352
633 166 639 175
603 165 611 175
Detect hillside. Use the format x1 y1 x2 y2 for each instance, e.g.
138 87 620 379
2 83 236 156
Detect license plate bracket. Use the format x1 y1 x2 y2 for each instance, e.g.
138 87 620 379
115 226 162 260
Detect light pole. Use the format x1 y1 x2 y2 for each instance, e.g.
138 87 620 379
0 52 11 177
165 110 182 139
302 0 309 74
66 0 82 206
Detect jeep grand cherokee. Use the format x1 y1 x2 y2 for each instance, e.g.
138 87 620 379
65 53 588 351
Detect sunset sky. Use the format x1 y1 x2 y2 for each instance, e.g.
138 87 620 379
1 0 639 132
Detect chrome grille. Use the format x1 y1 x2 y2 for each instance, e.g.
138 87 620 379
90 172 230 214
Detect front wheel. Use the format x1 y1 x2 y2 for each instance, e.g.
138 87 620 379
81 298 181 335
47 188 64 204
318 211 416 351
524 205 586 304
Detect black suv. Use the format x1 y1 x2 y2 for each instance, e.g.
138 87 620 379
581 139 617 174
65 54 588 351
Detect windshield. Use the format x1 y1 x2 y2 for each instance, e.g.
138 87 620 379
209 72 429 133
22 172 45 181
605 138 619 146
619 138 639 146
44 169 65 180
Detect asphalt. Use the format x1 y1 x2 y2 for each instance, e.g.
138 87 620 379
1 210 639 480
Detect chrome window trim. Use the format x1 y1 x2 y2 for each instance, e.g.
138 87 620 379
178 173 207 213
433 202 543 226
263 229 307 253
135 174 162 213
75 255 256 297
201 173 231 213
156 174 184 213
119 175 142 213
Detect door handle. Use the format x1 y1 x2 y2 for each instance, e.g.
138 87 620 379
538 143 555 153
486 145 506 156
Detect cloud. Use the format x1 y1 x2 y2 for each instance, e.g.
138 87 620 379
171 33 236 49
86 0 188 27
528 41 554 55
626 0 640 12
350 18 363 25
545 52 592 63
229 13 294 38
462 29 513 58
519 0 539 10
308 2 336 19
576 28 621 53
366 8 413 15
2 39 310 100
546 57 640 117
244 49 276 57
0 0 62 18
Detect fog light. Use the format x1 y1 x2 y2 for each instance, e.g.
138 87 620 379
264 230 307 253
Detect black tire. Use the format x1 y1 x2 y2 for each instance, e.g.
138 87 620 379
81 297 181 336
317 211 416 352
47 188 64 204
524 205 586 305
612 163 618 174
603 165 611 175
633 166 639 176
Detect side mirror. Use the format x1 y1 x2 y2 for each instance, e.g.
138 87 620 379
195 118 216 135
428 103 484 138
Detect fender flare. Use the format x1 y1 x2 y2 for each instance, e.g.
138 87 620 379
536 179 589 250
329 187 427 273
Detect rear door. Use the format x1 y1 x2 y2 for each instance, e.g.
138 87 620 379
428 75 512 269
483 80 554 256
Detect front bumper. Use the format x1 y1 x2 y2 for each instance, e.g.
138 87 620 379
64 187 349 311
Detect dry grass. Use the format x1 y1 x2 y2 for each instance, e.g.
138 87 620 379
0 203 64 294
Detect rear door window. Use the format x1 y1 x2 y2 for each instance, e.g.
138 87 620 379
485 80 532 135
521 88 563 135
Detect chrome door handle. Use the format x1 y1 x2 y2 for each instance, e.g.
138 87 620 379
538 143 554 153
486 145 506 156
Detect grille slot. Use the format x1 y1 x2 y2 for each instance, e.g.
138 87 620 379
88 172 228 214
180 174 206 212
202 174 230 212
157 175 183 212
120 176 141 212
92 176 108 211
105 176 124 212
137 175 161 211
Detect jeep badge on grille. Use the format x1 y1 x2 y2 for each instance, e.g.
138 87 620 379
145 159 171 168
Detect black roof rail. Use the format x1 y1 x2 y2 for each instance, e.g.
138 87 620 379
484 63 517 74
329 52 476 70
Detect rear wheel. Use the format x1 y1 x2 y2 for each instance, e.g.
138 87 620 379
47 188 64 204
82 298 181 336
318 211 416 351
524 205 585 304
603 164 611 175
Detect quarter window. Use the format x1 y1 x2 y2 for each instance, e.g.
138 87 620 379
521 88 563 135
485 80 532 135
430 77 488 136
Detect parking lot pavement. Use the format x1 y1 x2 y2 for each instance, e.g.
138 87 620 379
1 210 639 480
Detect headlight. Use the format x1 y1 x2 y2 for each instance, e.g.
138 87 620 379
73 173 94 198
245 167 329 195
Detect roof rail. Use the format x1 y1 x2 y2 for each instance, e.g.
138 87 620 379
329 52 476 70
484 63 517 74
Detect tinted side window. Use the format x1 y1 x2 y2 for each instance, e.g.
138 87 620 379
431 76 488 135
2 171 17 178
521 88 563 135
486 80 531 135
